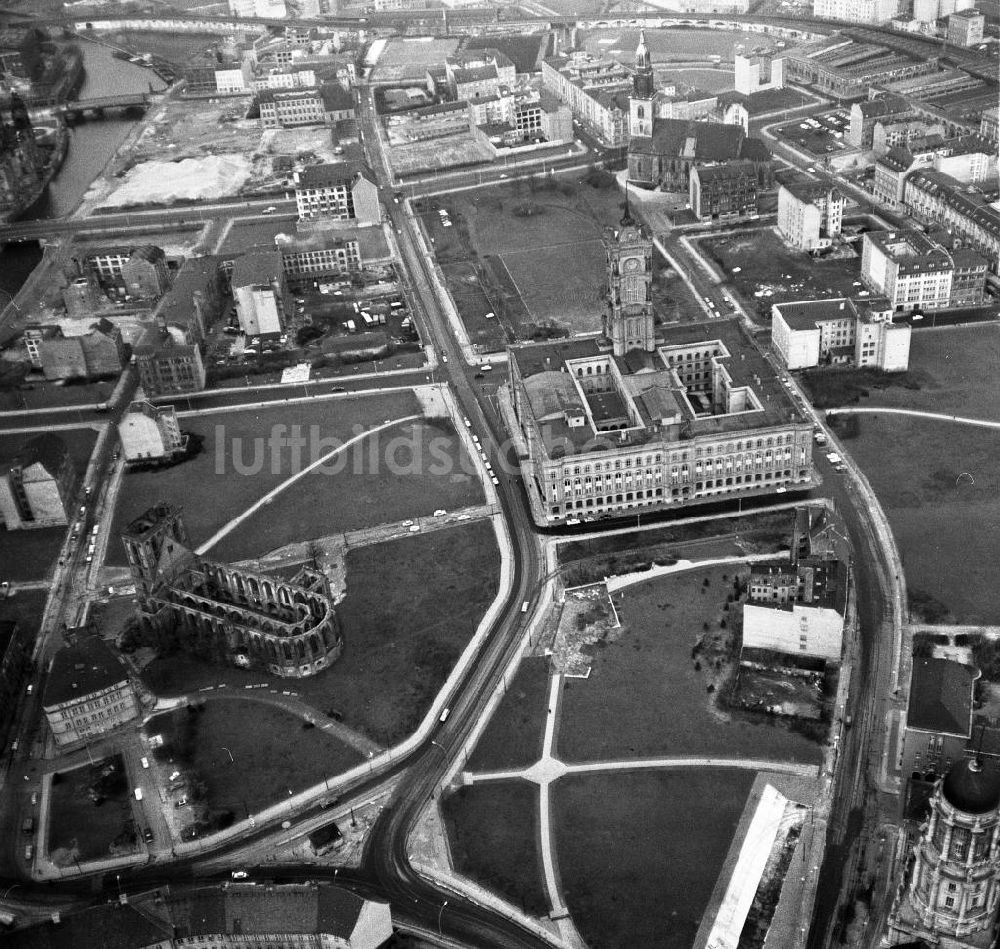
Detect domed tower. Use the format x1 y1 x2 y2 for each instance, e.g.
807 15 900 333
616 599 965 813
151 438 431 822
887 757 1000 946
629 30 654 139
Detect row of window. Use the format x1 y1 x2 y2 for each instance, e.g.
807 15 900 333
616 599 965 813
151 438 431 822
550 470 803 512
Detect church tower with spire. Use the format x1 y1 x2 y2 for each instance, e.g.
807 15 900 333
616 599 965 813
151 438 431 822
629 30 654 139
603 194 655 356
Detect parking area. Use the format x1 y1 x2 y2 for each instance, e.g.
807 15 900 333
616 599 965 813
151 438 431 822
772 110 851 159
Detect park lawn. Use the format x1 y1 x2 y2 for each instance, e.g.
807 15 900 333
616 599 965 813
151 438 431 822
700 229 863 322
0 427 98 581
107 393 481 565
556 565 823 764
552 768 756 949
146 700 362 814
440 260 510 352
837 413 1000 624
502 239 606 333
838 325 1000 422
48 756 136 864
467 656 550 772
441 780 548 916
143 521 500 744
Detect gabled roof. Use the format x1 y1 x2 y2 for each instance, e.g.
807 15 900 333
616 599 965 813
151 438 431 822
0 433 69 479
907 658 977 736
631 118 746 161
43 637 132 709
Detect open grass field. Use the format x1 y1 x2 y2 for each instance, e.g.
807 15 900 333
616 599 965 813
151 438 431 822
581 27 768 64
441 780 549 916
146 700 362 814
423 176 705 341
0 427 97 581
556 565 823 764
143 521 500 743
836 413 1000 624
700 229 863 323
107 393 482 565
467 657 550 772
552 768 756 949
48 756 136 864
834 326 1000 421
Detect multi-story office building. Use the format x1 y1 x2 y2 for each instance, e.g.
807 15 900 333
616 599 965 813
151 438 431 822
849 95 912 148
42 636 139 747
948 247 989 307
503 219 814 526
257 83 354 129
734 50 784 95
947 8 985 45
294 162 381 224
861 229 954 311
688 161 761 223
771 296 911 371
777 179 844 251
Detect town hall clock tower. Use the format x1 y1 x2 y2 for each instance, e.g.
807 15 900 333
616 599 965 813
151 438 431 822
603 207 655 356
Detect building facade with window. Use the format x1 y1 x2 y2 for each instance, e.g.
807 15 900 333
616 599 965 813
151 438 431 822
777 179 844 251
43 637 139 747
118 401 185 464
294 163 381 225
688 160 761 223
133 329 206 397
771 296 911 371
861 229 954 312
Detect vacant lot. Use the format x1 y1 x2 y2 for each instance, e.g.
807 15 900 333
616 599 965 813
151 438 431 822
143 521 500 743
557 566 823 764
442 780 548 916
146 700 361 815
467 657 550 772
108 393 482 565
552 768 756 948
48 756 136 865
700 229 863 322
839 413 1000 624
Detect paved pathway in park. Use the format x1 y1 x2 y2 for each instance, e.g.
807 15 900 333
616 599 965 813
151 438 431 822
827 406 1000 430
196 414 421 555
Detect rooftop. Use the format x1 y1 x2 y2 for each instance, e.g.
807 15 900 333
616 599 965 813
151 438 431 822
1 903 171 949
864 229 952 270
907 658 977 737
43 636 132 709
942 757 1000 815
694 160 760 184
0 432 69 478
511 320 806 459
296 161 373 190
231 248 284 289
781 176 841 202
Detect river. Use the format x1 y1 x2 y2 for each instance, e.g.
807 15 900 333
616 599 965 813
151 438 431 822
29 37 168 220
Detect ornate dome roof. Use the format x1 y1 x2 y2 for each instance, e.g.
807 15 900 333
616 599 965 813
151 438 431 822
942 758 1000 815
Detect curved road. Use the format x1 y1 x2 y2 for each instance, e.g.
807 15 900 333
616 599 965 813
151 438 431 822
827 406 1000 430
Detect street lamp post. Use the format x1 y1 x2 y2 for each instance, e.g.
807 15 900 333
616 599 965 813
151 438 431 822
437 900 448 936
222 747 234 764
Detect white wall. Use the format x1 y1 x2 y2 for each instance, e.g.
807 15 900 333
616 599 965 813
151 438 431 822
772 310 820 370
236 285 283 336
119 412 167 461
881 322 911 371
743 602 844 661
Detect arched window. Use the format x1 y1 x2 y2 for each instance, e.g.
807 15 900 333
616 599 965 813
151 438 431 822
637 105 644 119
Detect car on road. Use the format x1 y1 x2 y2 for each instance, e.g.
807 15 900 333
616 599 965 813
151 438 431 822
143 828 154 843
231 870 249 880
463 417 471 428
262 207 277 214
433 509 447 517
491 476 499 485
0 581 8 598
442 354 448 363
479 365 492 372
140 756 149 769
174 797 188 808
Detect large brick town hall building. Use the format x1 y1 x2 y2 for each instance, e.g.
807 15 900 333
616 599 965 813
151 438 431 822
122 503 343 678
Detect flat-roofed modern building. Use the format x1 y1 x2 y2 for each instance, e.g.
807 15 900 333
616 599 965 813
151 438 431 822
231 248 287 337
118 401 185 465
861 229 954 312
777 178 844 251
947 8 985 45
771 296 911 371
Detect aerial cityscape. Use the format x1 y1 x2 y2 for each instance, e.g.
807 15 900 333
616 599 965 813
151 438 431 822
0 0 996 944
